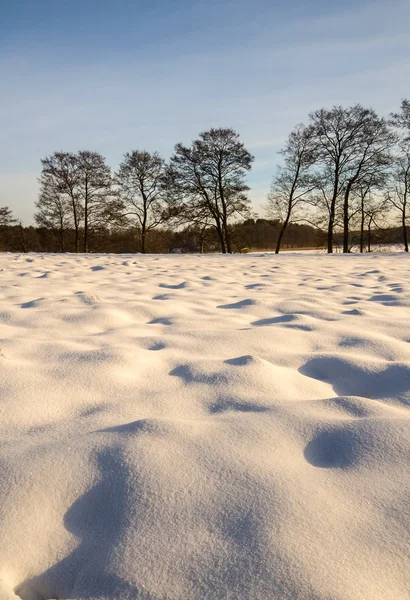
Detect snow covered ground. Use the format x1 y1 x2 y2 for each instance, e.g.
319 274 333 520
0 252 409 600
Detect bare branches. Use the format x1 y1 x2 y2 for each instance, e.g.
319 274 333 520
266 124 317 253
307 105 396 252
36 151 120 252
117 150 174 253
169 128 254 253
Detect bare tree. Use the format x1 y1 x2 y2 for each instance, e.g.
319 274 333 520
170 128 254 253
38 151 120 253
117 151 172 253
385 143 410 252
309 104 391 253
340 113 395 252
77 151 120 252
266 124 317 253
35 179 71 252
39 153 82 252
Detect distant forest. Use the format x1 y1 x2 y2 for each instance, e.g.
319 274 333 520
1 99 409 254
0 218 408 255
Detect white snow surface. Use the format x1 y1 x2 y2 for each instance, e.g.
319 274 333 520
0 252 409 600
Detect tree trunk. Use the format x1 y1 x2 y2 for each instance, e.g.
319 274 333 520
71 197 79 253
19 224 27 253
217 162 232 254
327 168 340 254
360 196 365 253
275 213 291 254
60 219 65 253
83 217 88 252
402 210 408 252
223 219 232 254
327 206 335 254
83 177 89 253
367 221 372 253
215 223 226 253
200 226 206 254
140 191 148 254
83 208 88 252
343 181 353 253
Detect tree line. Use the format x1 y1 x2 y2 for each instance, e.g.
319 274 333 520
30 128 253 255
1 100 409 254
0 217 328 254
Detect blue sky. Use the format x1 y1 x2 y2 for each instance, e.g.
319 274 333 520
1 0 409 223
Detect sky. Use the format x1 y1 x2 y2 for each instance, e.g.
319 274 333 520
1 0 409 224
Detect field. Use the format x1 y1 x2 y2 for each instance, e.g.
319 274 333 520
0 252 409 600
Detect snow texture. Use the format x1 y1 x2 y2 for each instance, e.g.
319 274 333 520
0 252 409 600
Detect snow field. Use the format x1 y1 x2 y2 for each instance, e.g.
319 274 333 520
0 252 409 600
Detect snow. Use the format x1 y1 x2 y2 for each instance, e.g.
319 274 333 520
0 252 409 600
